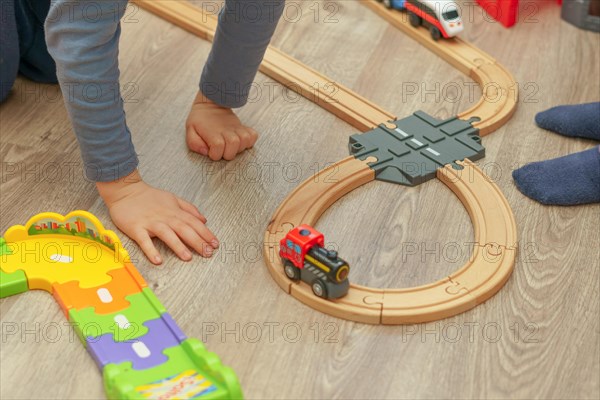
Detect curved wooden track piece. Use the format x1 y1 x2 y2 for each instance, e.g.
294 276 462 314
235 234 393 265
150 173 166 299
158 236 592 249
264 158 517 324
134 0 518 323
361 0 518 135
133 0 517 133
133 0 395 130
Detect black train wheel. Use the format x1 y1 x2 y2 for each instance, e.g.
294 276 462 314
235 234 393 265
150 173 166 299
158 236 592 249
311 280 328 299
409 11 422 27
283 260 301 281
430 26 442 41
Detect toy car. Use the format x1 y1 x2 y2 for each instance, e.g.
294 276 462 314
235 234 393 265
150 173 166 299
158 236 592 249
279 225 350 299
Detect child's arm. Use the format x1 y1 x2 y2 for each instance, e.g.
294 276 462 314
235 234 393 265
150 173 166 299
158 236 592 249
45 0 217 263
186 0 285 159
45 0 137 183
200 0 285 108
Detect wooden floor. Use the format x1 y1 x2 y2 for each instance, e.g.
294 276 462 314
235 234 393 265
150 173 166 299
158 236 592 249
1 1 599 399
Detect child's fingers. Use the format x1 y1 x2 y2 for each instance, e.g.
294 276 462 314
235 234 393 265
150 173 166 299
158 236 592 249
186 126 209 156
171 219 214 258
246 127 259 147
150 223 192 261
184 216 219 249
132 229 163 265
176 197 207 223
235 128 255 152
205 134 225 161
222 131 241 161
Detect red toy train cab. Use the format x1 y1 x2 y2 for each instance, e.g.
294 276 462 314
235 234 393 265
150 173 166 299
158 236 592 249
279 225 350 299
279 225 324 268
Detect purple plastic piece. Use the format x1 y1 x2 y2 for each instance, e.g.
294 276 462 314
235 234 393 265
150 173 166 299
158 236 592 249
162 312 187 343
87 314 184 370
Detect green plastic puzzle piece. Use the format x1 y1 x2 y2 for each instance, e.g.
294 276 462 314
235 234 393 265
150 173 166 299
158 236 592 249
0 269 28 298
103 339 243 399
0 237 11 256
69 288 167 344
0 238 28 298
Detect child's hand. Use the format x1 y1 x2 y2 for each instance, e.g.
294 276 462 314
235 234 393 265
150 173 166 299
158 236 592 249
186 91 258 161
97 170 218 264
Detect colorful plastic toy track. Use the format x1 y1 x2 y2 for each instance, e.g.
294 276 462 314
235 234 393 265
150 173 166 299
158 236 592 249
133 0 518 324
0 211 242 399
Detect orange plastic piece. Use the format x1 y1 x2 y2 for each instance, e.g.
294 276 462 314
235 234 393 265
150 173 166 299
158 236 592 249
123 262 148 289
52 264 147 317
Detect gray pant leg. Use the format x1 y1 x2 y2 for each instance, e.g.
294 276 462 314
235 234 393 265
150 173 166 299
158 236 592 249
200 0 285 108
0 0 19 102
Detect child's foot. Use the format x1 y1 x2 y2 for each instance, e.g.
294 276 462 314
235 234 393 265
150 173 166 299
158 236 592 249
512 146 600 206
185 91 258 161
535 103 600 141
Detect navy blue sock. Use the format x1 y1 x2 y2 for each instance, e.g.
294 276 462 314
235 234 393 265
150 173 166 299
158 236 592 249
512 146 600 206
535 103 600 141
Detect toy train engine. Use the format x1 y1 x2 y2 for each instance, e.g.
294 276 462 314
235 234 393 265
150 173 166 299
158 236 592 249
406 0 463 40
279 225 350 300
377 0 463 40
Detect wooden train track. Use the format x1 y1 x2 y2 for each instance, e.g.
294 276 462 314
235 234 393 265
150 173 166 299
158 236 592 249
362 0 517 135
134 0 517 134
134 0 518 324
134 0 395 130
264 157 517 324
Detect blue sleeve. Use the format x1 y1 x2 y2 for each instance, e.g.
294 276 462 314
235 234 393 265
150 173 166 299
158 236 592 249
201 0 285 108
45 0 138 182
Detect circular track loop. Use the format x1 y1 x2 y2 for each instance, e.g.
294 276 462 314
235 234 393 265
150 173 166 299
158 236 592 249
264 157 517 324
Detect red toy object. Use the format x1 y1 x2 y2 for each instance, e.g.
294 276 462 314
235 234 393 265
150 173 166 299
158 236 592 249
476 0 562 28
476 0 518 27
279 225 325 268
279 225 350 299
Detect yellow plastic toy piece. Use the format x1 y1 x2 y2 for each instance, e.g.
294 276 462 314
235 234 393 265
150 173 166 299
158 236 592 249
0 211 129 292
